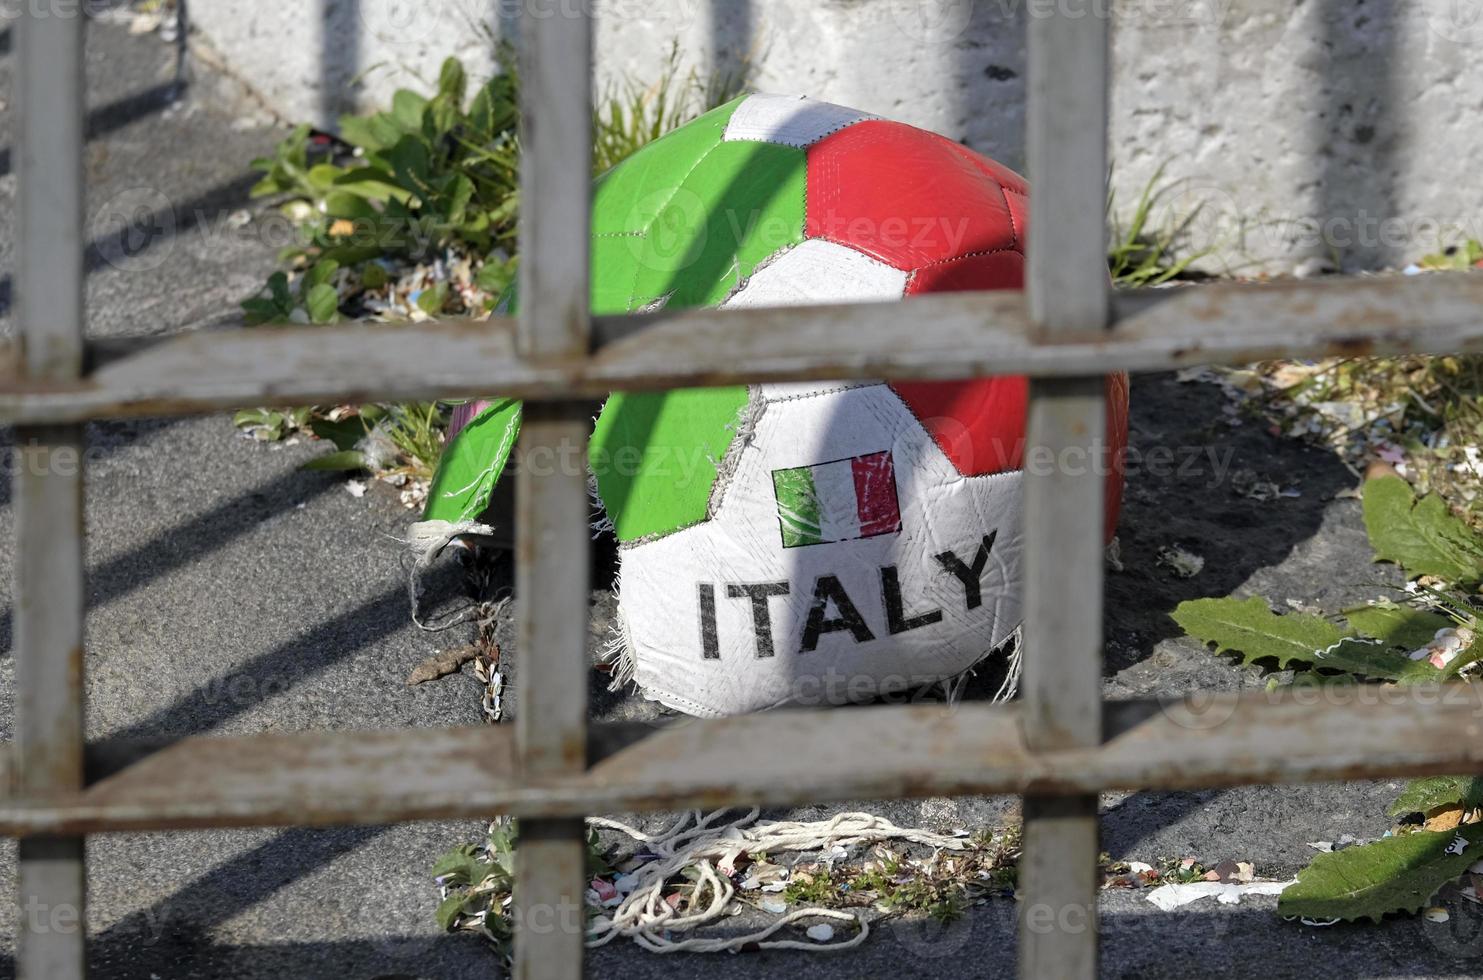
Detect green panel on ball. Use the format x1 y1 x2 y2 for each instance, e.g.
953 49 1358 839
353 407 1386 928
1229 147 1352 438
423 398 523 525
427 95 809 541
588 98 807 543
624 138 806 309
591 385 750 543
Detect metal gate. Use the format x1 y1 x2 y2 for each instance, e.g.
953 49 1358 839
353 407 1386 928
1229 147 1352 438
10 4 1483 979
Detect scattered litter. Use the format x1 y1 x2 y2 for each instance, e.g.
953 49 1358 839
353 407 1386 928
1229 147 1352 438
1176 366 1221 385
1298 916 1343 927
1192 347 1483 519
1127 861 1154 875
1293 257 1336 279
481 669 505 721
1202 860 1256 883
1145 879 1294 911
1376 442 1408 466
1157 545 1205 578
1231 468 1299 501
1448 835 1471 856
1425 906 1451 923
739 861 788 890
128 11 163 34
758 897 787 914
1407 626 1475 670
345 479 367 498
359 247 507 323
590 878 620 906
585 809 967 953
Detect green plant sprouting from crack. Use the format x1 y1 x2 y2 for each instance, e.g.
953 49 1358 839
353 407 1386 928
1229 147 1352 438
235 46 743 491
1174 475 1483 923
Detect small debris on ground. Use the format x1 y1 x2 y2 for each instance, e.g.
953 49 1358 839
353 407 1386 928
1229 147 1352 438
1145 879 1294 911
1157 545 1205 578
406 644 480 687
1231 467 1300 502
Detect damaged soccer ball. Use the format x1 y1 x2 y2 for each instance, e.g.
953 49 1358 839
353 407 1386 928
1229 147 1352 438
422 94 1129 717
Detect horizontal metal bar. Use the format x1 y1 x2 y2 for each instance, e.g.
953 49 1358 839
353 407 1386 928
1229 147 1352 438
0 274 1478 423
2 689 1481 836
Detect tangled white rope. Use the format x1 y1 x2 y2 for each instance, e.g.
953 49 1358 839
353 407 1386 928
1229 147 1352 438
585 808 968 954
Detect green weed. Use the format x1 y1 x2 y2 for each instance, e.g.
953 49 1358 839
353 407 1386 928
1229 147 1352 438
238 49 741 485
1107 164 1218 286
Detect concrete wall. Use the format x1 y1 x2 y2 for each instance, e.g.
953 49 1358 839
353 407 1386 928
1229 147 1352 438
189 0 1483 273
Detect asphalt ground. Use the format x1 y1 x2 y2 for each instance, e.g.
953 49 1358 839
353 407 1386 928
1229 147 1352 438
0 14 1477 980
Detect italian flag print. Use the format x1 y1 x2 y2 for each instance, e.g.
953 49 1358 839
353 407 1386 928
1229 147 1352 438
772 450 903 548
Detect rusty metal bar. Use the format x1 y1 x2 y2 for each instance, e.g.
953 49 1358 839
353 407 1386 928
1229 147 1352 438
14 6 89 979
0 273 1477 423
1020 5 1111 977
511 4 594 977
2 690 1482 836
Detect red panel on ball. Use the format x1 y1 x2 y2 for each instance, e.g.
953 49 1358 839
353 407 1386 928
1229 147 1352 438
907 250 1023 294
805 120 1021 270
890 250 1129 539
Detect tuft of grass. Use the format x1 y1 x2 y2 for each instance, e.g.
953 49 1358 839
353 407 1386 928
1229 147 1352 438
1256 351 1483 523
379 402 449 483
593 42 746 174
1107 163 1219 286
782 867 843 906
852 857 971 924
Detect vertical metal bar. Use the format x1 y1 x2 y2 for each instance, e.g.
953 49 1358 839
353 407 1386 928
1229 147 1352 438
1020 5 1110 980
512 5 593 979
15 6 89 980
